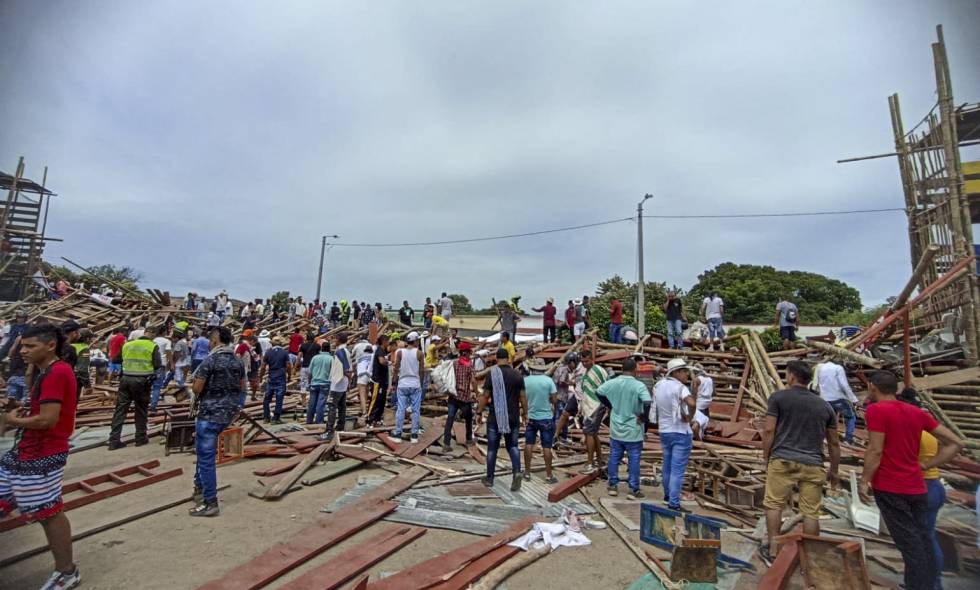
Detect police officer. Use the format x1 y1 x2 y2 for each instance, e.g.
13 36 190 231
108 325 161 450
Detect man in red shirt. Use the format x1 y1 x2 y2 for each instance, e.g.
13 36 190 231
563 300 576 342
608 298 623 344
288 327 304 370
0 324 81 589
859 371 962 590
531 298 558 343
107 327 127 383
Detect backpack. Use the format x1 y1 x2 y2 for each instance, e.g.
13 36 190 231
786 308 798 323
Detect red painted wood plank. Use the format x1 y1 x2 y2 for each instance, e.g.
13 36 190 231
397 422 442 459
252 454 304 477
0 463 182 533
196 498 397 590
547 471 598 503
277 526 426 590
429 544 520 590
337 446 382 462
758 540 800 590
376 432 402 452
366 517 538 590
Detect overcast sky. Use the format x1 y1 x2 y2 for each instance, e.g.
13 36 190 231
2 1 979 310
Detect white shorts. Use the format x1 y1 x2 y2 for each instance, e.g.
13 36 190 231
573 322 586 337
357 374 371 386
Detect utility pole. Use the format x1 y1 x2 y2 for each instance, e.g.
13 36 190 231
637 194 653 338
315 234 339 302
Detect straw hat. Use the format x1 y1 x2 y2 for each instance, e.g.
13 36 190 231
665 358 691 375
526 357 548 372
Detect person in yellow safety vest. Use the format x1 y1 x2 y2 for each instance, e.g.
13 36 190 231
70 328 94 400
108 325 161 450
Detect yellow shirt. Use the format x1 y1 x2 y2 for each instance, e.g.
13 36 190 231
919 431 940 480
426 344 439 368
501 340 516 362
431 315 448 328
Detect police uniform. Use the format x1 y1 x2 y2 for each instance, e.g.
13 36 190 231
109 338 160 447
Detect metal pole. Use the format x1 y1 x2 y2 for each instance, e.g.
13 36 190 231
316 236 326 301
637 194 652 338
315 234 338 302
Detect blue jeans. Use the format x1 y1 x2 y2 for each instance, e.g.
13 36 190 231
263 375 287 420
150 369 167 409
486 420 520 483
307 383 330 424
6 375 26 401
194 419 230 503
829 399 856 443
925 479 946 588
666 319 684 349
555 400 568 439
393 386 422 436
661 432 693 507
608 323 622 344
607 439 642 492
707 317 724 340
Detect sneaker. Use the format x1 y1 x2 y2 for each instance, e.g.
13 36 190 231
510 474 522 492
582 463 598 475
188 501 220 517
318 433 334 442
107 441 127 451
270 419 283 425
544 475 559 485
441 444 453 453
39 567 81 590
758 543 774 566
481 476 493 488
607 485 619 497
192 485 203 505
559 437 572 446
410 435 419 444
627 489 646 500
134 439 149 447
522 471 531 481
387 434 403 444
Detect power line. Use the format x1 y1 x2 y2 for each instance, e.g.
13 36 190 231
644 207 904 219
329 217 634 247
327 207 904 248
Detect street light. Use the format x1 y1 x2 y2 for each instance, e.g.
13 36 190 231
637 194 653 338
315 234 339 302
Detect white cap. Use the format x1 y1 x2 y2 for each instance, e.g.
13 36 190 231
665 358 690 375
432 335 442 341
406 331 420 342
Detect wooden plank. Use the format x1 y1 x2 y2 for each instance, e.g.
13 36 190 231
302 457 363 486
428 544 520 590
0 463 183 533
196 498 397 590
365 516 538 590
252 454 305 477
397 423 443 459
261 441 334 500
358 466 430 506
547 470 599 503
376 432 402 452
913 367 980 390
758 540 800 590
338 445 382 462
277 526 426 590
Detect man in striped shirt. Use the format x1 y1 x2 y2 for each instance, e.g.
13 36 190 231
579 351 609 474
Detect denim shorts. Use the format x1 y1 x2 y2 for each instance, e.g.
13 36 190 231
525 418 555 449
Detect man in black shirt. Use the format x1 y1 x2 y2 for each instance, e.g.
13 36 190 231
398 301 414 327
663 291 686 350
189 326 244 517
299 333 320 396
367 335 390 426
476 349 527 491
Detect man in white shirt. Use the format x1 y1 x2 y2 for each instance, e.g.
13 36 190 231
814 361 858 444
150 327 173 411
653 358 696 510
699 293 725 351
439 292 453 321
692 366 713 413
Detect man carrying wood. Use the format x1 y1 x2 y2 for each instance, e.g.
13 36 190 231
189 326 245 517
0 324 81 589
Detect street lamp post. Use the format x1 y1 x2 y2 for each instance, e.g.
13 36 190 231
637 194 653 338
315 234 339 302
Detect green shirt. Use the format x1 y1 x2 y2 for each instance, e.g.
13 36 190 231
309 352 334 386
596 375 651 443
524 374 558 421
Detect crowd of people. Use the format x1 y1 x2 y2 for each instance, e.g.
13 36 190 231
0 285 970 590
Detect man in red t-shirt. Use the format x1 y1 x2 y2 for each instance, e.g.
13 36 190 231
0 324 81 589
608 298 623 344
859 371 962 590
108 326 127 382
531 298 558 343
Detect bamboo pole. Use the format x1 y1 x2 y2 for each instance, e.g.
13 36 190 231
804 339 883 369
750 331 785 390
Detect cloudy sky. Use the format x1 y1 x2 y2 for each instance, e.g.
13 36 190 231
2 1 979 310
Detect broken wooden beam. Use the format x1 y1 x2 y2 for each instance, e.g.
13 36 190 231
257 441 334 500
277 526 426 590
758 539 800 590
546 470 599 503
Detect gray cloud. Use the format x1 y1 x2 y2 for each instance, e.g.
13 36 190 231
2 1 979 310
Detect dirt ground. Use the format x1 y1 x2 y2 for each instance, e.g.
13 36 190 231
0 437 662 590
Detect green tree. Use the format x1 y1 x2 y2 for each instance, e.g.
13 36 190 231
588 275 670 340
447 293 473 314
685 263 861 324
270 291 290 310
